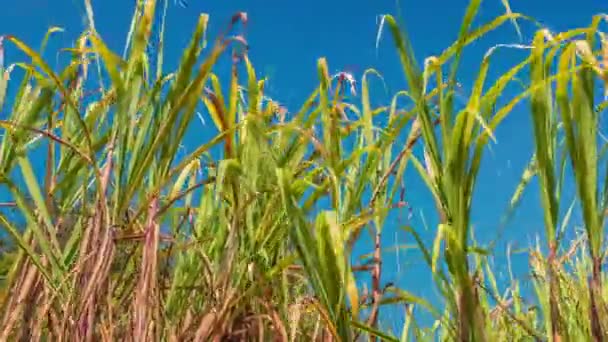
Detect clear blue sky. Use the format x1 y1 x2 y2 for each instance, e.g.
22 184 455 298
1 0 605 334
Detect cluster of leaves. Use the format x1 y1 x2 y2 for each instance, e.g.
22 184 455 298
0 0 607 341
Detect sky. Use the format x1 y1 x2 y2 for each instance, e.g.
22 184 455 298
1 0 607 336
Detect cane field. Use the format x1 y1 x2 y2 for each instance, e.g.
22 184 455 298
0 0 607 340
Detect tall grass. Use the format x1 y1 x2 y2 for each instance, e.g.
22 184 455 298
0 0 607 340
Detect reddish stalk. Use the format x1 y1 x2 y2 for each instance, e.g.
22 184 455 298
589 255 604 342
456 278 474 341
369 117 441 208
132 196 160 341
365 231 382 338
547 242 562 342
0 263 38 340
